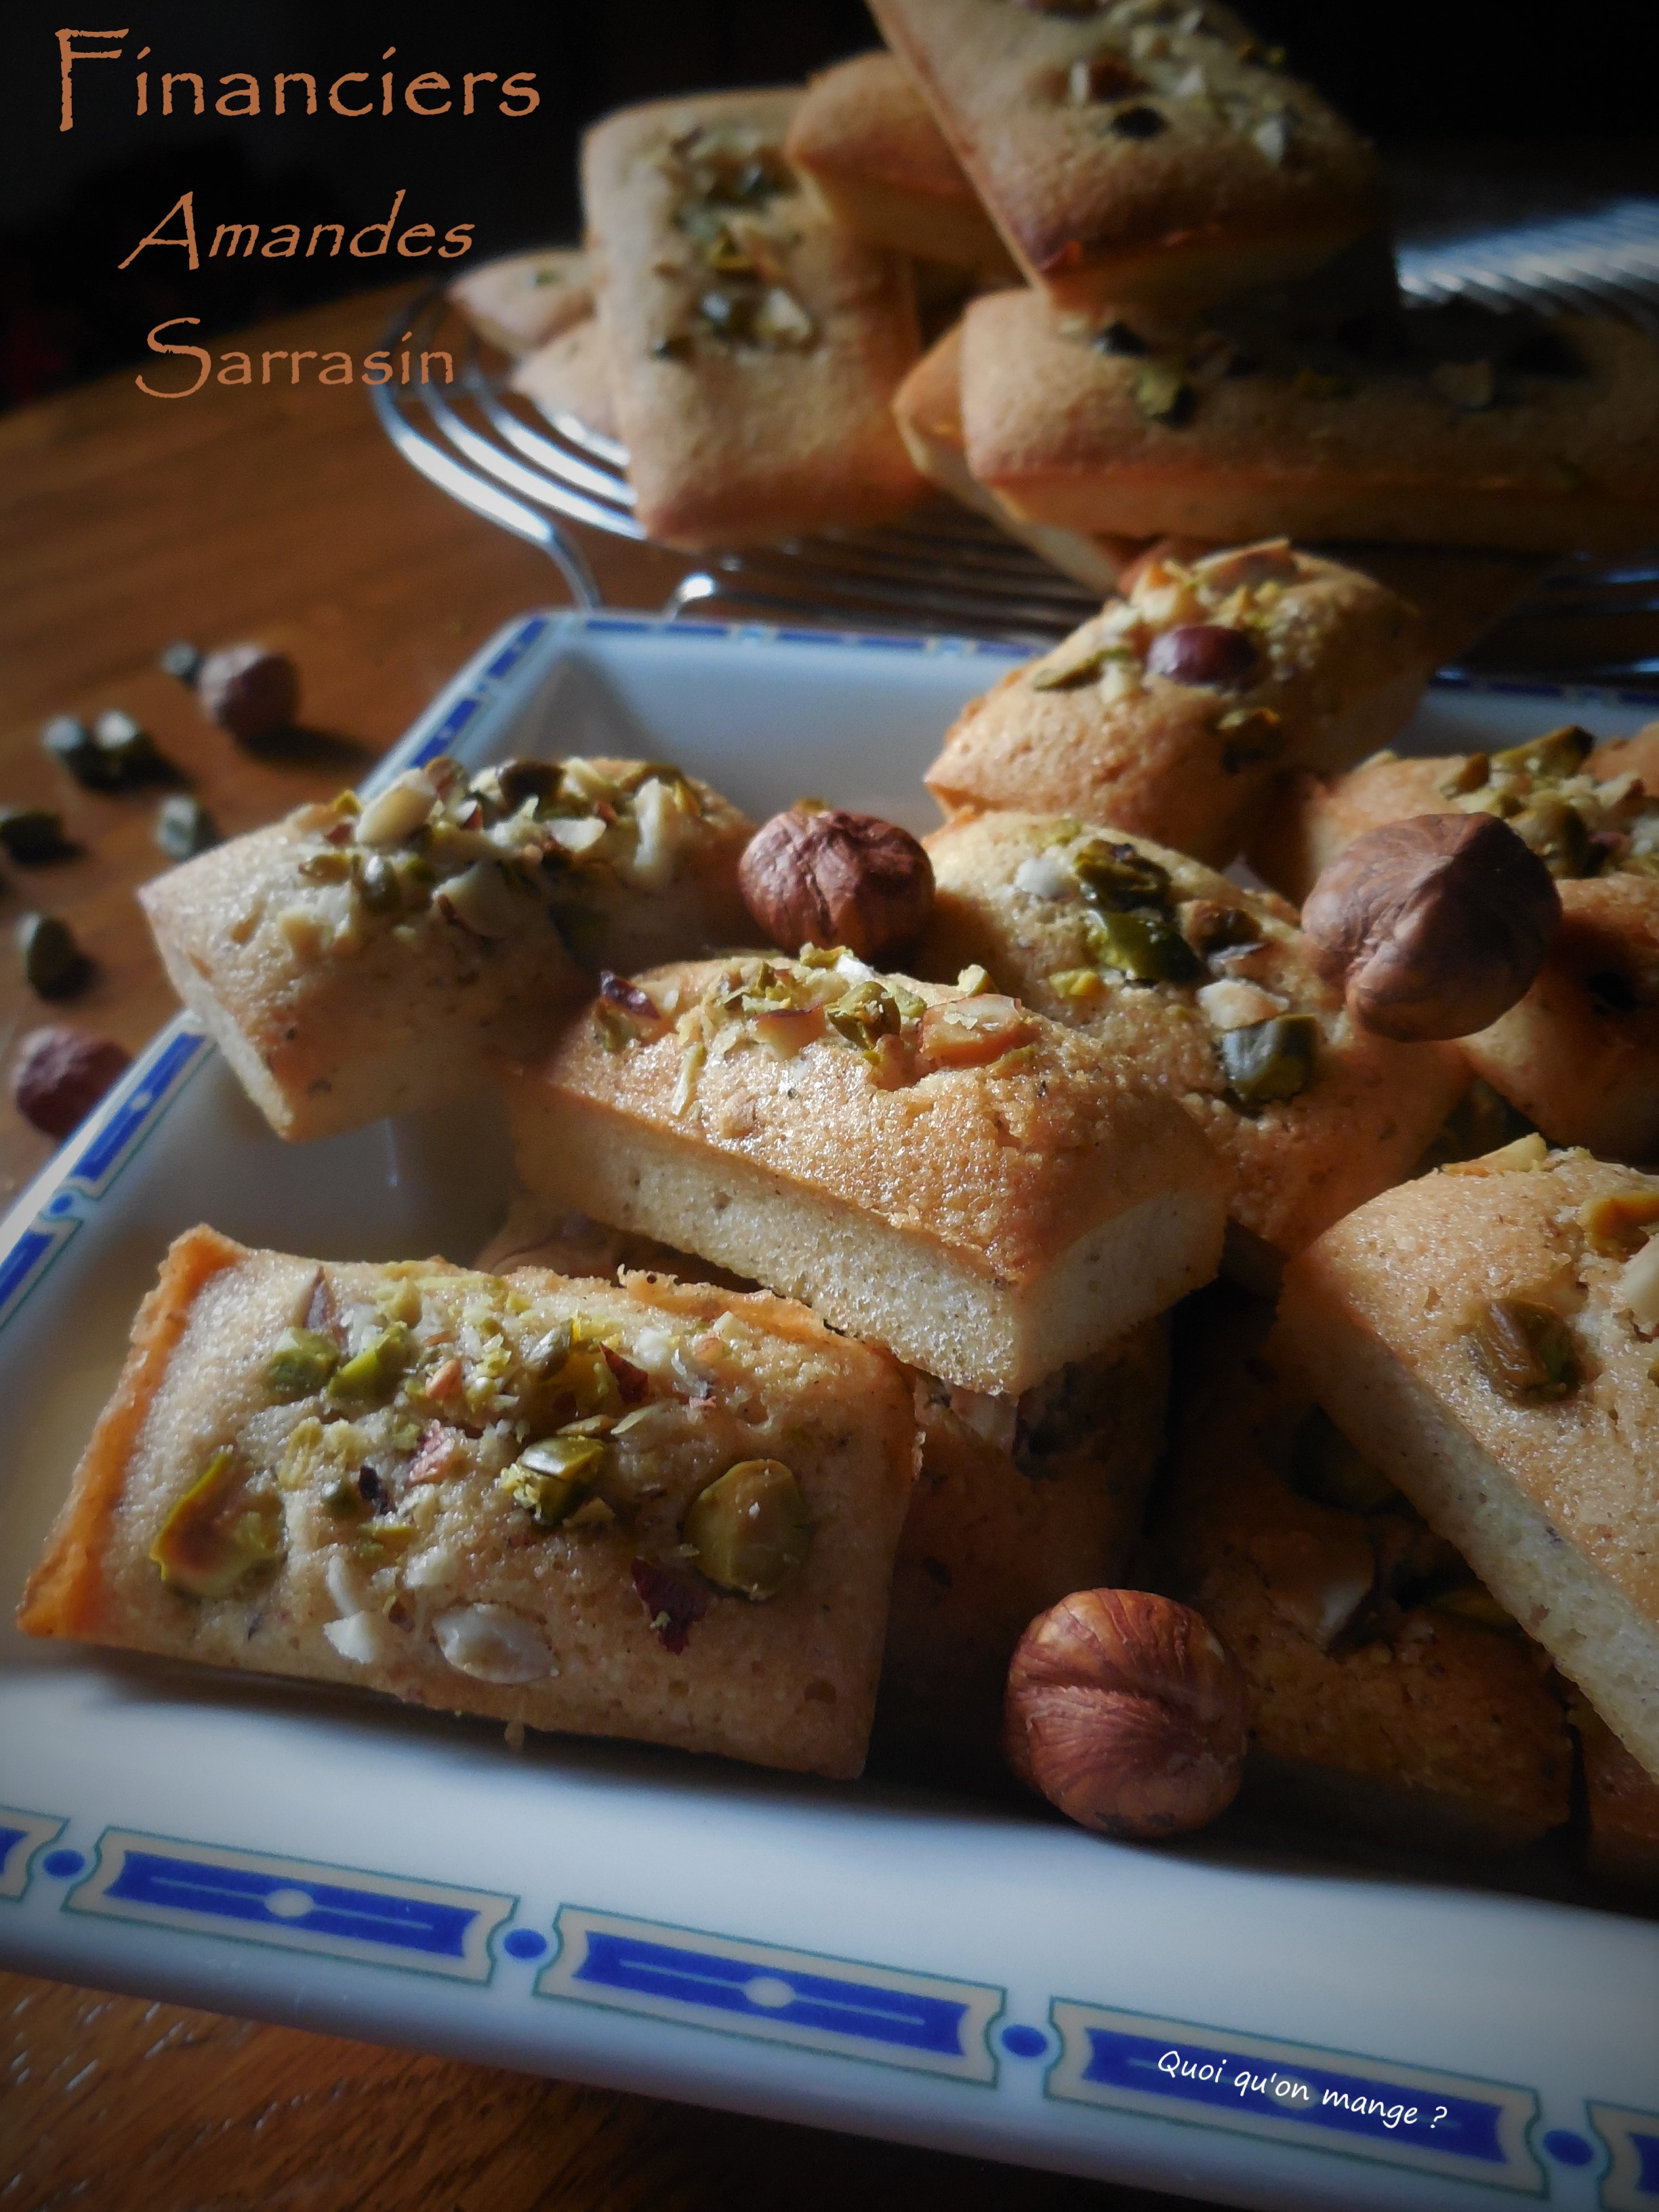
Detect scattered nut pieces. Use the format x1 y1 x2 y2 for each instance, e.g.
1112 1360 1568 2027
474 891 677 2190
155 795 221 861
12 1026 131 1140
1301 814 1561 1043
1467 1297 1582 1403
196 643 302 742
17 914 89 999
0 807 74 864
93 710 171 785
1004 1589 1249 1841
739 806 934 963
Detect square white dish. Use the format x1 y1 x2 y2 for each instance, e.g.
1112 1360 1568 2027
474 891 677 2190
2 612 1657 2212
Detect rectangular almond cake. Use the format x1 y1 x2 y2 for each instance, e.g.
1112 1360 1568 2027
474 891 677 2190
18 1228 918 1780
1279 1147 1659 1788
139 754 753 1143
499 953 1227 1395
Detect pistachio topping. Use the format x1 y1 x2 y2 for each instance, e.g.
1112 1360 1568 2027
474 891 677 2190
1218 1012 1319 1109
285 754 708 958
327 1325 412 1409
1467 1298 1582 1404
683 1458 811 1600
266 1326 342 1401
1431 724 1657 882
150 1448 285 1599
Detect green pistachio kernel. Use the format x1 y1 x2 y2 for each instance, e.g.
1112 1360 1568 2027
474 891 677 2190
326 1324 413 1409
1134 362 1196 425
354 851 403 914
1467 1298 1581 1403
323 1476 370 1521
1030 643 1135 691
266 1326 341 1402
150 1448 285 1599
1219 1013 1319 1107
300 848 353 883
1489 724 1593 782
1086 908 1202 985
683 1457 811 1601
1071 837 1172 912
1510 798 1592 879
1050 966 1107 1002
500 1434 607 1530
827 979 902 1049
1438 753 1490 798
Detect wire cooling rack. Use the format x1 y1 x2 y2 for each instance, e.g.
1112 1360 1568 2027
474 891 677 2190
372 199 1659 679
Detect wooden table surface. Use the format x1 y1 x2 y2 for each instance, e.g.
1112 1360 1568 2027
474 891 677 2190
0 285 1218 2211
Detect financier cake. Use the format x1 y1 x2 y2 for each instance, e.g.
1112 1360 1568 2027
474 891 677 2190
140 754 754 1143
925 539 1431 865
499 951 1227 1395
1279 1144 1659 1788
1160 1294 1572 1856
915 809 1465 1266
18 1227 918 1781
583 90 924 547
1252 722 1659 1160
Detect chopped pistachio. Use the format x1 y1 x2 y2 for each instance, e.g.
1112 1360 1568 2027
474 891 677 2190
1219 1012 1319 1107
266 1327 342 1401
1511 798 1591 878
1050 966 1108 1002
1031 643 1132 691
1072 837 1172 912
1490 725 1593 782
1467 1298 1580 1403
300 848 353 883
1087 908 1202 985
323 1476 371 1521
500 1433 607 1529
326 1325 412 1409
827 979 903 1050
1134 362 1195 425
956 964 992 996
683 1457 811 1600
150 1448 285 1599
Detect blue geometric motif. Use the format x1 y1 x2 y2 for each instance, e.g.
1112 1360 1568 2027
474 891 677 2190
1048 2001 1542 2193
1589 2103 1659 2210
104 1849 480 1958
576 1929 970 2055
539 1906 1001 2082
68 1830 512 1982
66 1027 211 1194
0 1809 66 1898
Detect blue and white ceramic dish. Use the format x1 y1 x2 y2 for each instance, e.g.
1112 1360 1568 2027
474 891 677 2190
2 615 1657 2212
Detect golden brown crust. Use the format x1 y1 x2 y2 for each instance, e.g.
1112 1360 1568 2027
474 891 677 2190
866 0 1379 312
1162 1300 1572 1853
924 544 1429 865
447 249 592 358
511 315 618 443
583 90 925 548
961 289 1659 552
1279 1151 1659 1783
19 1226 249 1639
785 53 1019 279
18 1239 919 1780
916 811 1464 1255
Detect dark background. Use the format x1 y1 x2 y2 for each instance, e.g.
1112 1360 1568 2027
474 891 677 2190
3 0 1654 410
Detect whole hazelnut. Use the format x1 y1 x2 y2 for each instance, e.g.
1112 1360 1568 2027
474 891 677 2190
196 643 300 741
1004 1589 1250 1841
1145 623 1259 689
1301 813 1561 1043
12 1026 131 1139
739 806 934 962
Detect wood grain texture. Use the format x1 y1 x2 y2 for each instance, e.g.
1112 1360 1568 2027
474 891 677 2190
0 289 1221 2210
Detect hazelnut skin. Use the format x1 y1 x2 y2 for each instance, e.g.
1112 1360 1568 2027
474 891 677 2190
739 806 934 963
196 643 300 742
1145 623 1258 689
12 1026 130 1139
1300 813 1561 1043
1004 1589 1250 1841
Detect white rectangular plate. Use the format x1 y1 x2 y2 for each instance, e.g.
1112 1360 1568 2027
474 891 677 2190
3 613 1658 2212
